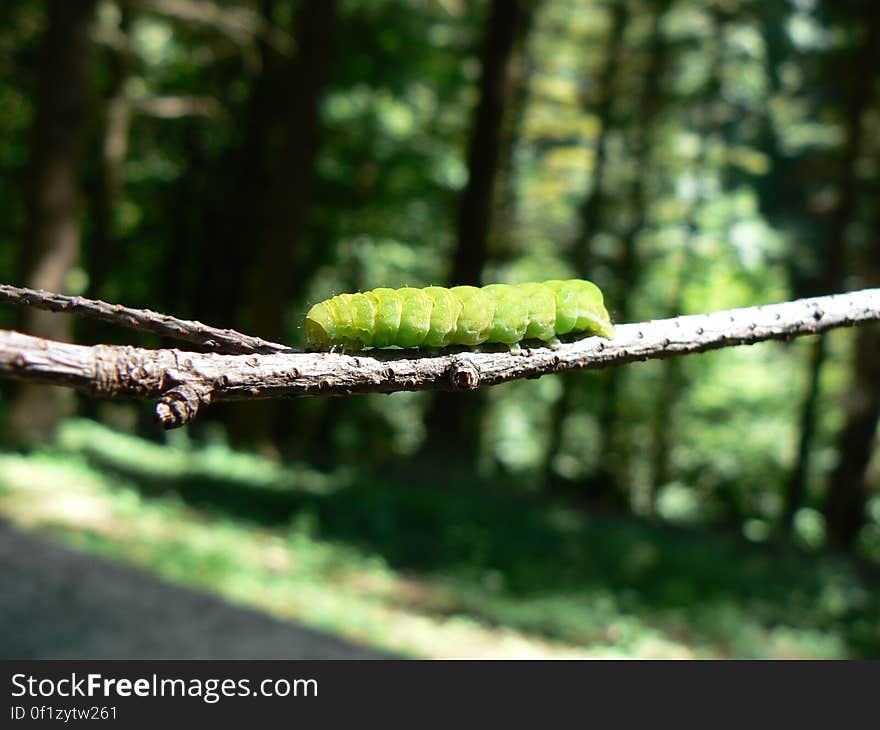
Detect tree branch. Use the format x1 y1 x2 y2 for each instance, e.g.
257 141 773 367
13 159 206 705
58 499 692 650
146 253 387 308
0 284 291 355
1 288 877 429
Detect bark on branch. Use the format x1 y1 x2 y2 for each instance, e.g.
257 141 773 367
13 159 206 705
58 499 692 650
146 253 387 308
0 284 291 354
1 288 877 429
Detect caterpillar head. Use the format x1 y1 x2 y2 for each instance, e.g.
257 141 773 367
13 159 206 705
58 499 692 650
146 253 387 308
304 301 336 350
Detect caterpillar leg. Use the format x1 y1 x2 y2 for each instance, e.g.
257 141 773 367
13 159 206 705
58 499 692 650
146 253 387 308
547 337 562 350
507 342 523 355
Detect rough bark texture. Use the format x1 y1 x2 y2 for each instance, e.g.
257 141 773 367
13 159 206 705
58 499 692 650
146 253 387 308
1 288 876 430
0 284 290 355
9 0 97 442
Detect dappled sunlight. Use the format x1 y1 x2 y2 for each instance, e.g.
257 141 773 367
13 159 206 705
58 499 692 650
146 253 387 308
0 439 590 659
2 420 878 658
1 0 878 660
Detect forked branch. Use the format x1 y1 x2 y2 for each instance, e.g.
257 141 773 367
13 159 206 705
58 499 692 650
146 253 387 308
0 284 290 354
0 287 878 429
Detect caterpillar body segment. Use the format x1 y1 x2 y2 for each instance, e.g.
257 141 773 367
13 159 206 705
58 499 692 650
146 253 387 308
304 279 614 351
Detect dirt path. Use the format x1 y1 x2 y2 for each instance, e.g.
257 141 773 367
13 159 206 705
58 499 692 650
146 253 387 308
0 520 395 659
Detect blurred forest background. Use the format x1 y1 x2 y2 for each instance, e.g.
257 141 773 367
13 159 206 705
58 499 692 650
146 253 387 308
1 0 880 658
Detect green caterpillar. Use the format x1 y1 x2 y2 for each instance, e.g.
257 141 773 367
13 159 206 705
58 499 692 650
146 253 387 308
304 279 614 352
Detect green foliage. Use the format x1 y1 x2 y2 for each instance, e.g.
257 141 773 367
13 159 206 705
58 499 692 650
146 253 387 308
2 419 879 658
1 0 879 655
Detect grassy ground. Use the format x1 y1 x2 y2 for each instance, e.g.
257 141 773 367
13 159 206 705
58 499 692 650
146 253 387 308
1 418 878 658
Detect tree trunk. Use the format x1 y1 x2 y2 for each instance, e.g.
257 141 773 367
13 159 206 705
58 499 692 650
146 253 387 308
489 11 536 263
542 1 637 502
562 0 630 502
647 1 713 513
8 0 97 444
226 0 338 456
78 3 133 420
86 3 133 312
571 0 628 273
545 0 670 506
784 10 879 532
238 0 337 341
783 336 827 529
420 0 537 469
824 217 880 549
825 318 880 550
448 0 536 286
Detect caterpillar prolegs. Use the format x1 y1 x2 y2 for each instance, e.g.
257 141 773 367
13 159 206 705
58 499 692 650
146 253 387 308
304 279 615 352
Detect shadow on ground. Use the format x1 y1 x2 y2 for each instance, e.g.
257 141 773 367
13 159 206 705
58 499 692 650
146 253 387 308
0 519 395 659
76 446 880 658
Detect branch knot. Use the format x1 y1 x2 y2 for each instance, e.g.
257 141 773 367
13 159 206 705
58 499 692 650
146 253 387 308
448 358 480 390
93 344 158 397
155 383 213 429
